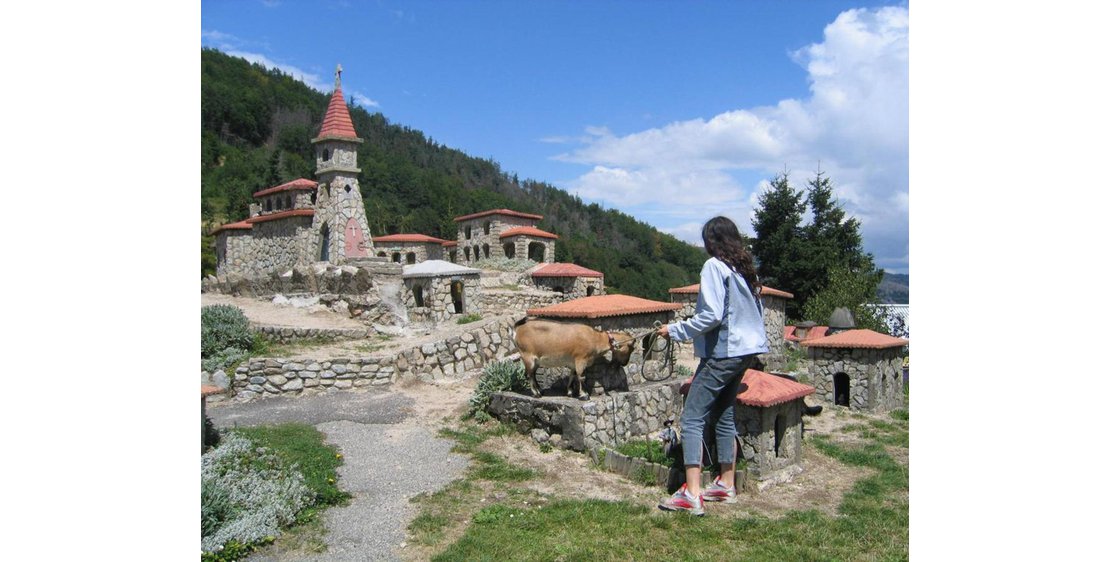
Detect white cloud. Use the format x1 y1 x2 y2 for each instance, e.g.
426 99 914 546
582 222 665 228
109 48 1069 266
553 6 908 271
206 43 382 109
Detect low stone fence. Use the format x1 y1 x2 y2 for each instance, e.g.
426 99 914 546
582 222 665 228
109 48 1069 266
596 449 722 490
252 324 373 343
231 316 519 401
488 379 683 452
478 290 563 316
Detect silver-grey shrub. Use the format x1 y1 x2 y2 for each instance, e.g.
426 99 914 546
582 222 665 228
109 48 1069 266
201 433 313 554
467 360 527 418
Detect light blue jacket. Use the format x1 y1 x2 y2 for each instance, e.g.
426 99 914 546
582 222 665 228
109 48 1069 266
667 257 769 359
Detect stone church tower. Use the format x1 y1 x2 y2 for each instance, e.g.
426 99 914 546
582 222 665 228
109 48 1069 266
311 65 374 264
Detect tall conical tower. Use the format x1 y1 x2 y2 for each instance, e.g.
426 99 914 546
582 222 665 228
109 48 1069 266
310 64 374 264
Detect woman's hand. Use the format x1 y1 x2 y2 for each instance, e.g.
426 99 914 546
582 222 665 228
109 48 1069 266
656 325 670 339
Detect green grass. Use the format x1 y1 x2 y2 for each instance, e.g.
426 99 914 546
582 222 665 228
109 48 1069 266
421 414 909 561
456 313 483 325
234 424 351 507
616 439 670 467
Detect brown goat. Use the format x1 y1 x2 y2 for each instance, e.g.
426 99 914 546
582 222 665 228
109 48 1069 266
512 318 637 400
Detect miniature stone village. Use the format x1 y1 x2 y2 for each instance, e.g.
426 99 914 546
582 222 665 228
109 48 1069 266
202 70 908 491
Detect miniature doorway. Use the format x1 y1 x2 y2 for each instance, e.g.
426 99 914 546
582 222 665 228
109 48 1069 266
833 373 850 406
450 281 465 314
319 224 330 262
503 243 515 258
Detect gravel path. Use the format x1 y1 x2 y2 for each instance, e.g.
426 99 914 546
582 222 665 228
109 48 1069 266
208 388 470 561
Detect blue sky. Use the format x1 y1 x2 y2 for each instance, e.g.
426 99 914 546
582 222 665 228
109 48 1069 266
202 0 908 273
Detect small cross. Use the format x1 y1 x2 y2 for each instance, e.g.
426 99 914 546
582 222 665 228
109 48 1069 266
335 64 343 89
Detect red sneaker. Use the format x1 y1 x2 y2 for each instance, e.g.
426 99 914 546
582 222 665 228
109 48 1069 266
658 484 705 516
703 477 737 504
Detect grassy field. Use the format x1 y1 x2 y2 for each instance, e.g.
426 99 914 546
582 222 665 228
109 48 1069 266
410 408 909 561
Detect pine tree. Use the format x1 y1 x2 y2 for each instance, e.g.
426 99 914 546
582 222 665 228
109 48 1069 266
751 172 805 316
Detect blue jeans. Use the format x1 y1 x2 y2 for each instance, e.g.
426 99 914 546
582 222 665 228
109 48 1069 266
680 355 755 467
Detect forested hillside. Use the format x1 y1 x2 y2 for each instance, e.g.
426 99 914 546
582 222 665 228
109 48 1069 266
201 49 706 299
878 272 909 304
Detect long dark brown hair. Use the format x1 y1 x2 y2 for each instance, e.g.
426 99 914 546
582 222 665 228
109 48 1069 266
702 216 761 295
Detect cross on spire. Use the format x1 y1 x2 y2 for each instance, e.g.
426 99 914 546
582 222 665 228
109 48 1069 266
335 64 343 90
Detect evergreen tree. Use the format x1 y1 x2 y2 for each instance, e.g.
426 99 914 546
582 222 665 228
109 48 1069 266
750 169 882 320
751 172 806 317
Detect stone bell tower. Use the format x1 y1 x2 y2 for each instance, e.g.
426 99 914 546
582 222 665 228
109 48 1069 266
309 64 374 264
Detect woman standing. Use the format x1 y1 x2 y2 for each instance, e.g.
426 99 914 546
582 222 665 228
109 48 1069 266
657 216 768 515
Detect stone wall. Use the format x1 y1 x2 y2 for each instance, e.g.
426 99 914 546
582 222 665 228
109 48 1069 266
808 346 906 412
756 295 789 371
488 379 683 452
671 293 697 320
530 276 604 299
253 325 374 343
215 230 253 276
215 216 316 276
402 274 482 323
373 242 444 264
231 317 519 401
478 289 564 317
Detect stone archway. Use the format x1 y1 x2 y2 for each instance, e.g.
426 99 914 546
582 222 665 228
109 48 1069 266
503 243 515 259
319 224 330 262
451 281 465 314
528 242 545 262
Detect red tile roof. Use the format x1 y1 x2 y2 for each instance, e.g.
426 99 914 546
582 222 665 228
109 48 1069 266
669 284 699 294
680 370 815 407
528 294 681 319
245 209 315 224
784 325 829 342
531 263 603 278
372 233 450 244
201 385 223 397
500 226 558 240
453 208 544 222
801 329 908 349
210 220 253 235
667 283 792 298
253 178 318 198
442 241 458 247
313 87 360 141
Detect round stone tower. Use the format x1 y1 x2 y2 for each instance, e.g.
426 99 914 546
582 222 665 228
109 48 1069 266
310 64 374 264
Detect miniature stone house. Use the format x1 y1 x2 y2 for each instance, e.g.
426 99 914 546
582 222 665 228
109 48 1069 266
802 329 907 412
453 209 556 264
401 260 481 323
529 263 605 298
372 234 450 264
211 68 375 276
487 294 684 452
680 369 816 490
442 241 458 263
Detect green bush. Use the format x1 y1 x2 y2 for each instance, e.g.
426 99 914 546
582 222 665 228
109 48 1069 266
202 305 255 358
467 360 528 418
202 347 251 373
674 365 693 379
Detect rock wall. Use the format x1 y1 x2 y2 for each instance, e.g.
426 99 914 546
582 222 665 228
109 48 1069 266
478 289 564 316
808 346 905 412
230 317 519 401
253 325 373 343
488 379 683 451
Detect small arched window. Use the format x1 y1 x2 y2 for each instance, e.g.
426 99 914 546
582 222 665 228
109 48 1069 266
392 253 401 263
464 247 471 262
465 226 472 239
345 184 352 194
322 148 330 161
483 221 491 235
483 244 490 258
377 251 386 258
285 195 293 209
311 190 317 205
406 252 416 264
265 199 273 212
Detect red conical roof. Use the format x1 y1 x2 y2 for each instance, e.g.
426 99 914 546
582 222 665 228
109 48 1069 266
314 86 360 142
